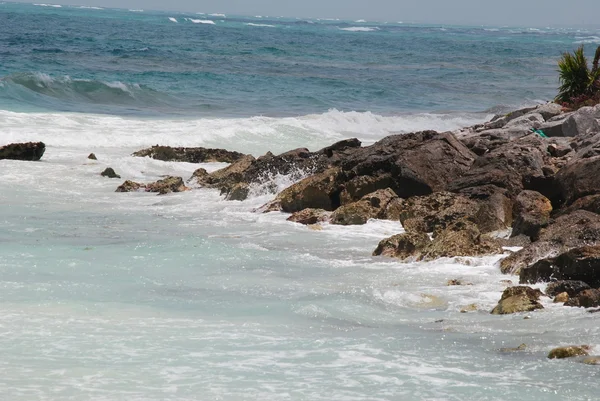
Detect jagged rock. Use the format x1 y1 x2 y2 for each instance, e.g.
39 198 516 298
556 155 600 205
557 194 600 217
0 142 45 161
546 280 592 297
274 168 344 213
547 345 591 359
520 245 600 287
535 102 564 120
145 176 188 195
500 210 600 275
422 220 503 260
331 188 399 225
504 112 544 129
189 167 209 184
450 134 551 200
133 145 245 163
565 289 600 308
116 180 144 192
372 232 431 259
483 106 538 129
339 131 476 201
88 153 97 160
554 292 569 303
562 105 600 138
490 286 544 315
397 192 478 234
100 167 121 179
195 154 255 192
547 143 572 158
511 190 552 239
287 208 331 225
225 182 250 201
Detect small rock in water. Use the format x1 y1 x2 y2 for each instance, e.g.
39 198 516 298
88 153 97 160
548 345 591 359
490 286 544 315
0 141 45 161
116 180 145 192
460 304 478 313
447 279 473 286
287 208 331 225
499 343 527 353
553 292 569 303
580 356 600 365
100 167 121 179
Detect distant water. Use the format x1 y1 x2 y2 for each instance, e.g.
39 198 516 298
2 3 600 401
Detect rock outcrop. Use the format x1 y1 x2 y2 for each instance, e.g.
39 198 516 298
331 188 401 225
0 142 46 161
116 176 188 195
287 208 331 225
133 145 246 163
547 345 591 359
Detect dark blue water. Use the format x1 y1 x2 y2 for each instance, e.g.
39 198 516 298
0 2 597 116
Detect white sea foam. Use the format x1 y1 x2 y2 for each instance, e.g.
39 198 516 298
77 6 103 9
574 35 600 44
129 9 143 12
339 27 379 32
246 23 276 28
209 13 226 17
186 18 215 25
168 17 178 23
355 19 367 23
34 3 62 7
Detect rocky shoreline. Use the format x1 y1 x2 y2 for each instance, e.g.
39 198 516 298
5 102 600 360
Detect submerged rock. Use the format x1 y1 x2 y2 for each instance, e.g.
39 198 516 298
116 180 144 192
490 286 544 315
0 141 45 161
133 145 246 163
499 343 527 353
547 345 591 359
287 208 331 225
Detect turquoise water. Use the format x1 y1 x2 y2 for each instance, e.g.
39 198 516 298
1 3 600 400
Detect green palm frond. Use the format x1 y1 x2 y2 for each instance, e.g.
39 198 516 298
556 45 600 103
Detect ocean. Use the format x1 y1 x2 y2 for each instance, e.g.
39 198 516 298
1 2 600 400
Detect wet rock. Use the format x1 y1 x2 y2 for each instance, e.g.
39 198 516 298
511 190 552 239
88 153 97 160
499 343 527 353
287 208 331 225
520 245 600 287
547 345 591 359
546 280 591 297
564 289 600 308
274 168 344 213
372 232 431 259
225 182 250 201
500 210 600 275
100 167 121 179
331 188 399 225
447 279 472 286
191 154 255 187
133 145 246 163
581 356 600 365
145 176 188 195
553 292 569 303
460 304 478 313
189 167 209 184
0 141 45 161
116 180 144 192
422 220 503 260
490 286 544 315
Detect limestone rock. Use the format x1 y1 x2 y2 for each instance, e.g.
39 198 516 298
331 188 399 225
145 176 188 195
116 180 144 192
275 168 344 213
546 280 591 297
581 356 600 365
564 289 600 308
511 190 552 239
547 345 591 359
287 208 331 225
553 292 569 303
520 245 600 287
556 155 600 205
490 286 544 315
422 220 503 260
225 182 250 201
133 145 245 163
100 167 121 179
372 232 431 259
0 141 45 161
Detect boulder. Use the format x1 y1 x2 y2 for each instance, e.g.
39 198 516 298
581 356 600 365
287 208 331 225
500 210 600 274
490 286 544 315
225 182 250 201
520 245 600 287
555 155 600 205
331 188 399 225
546 280 592 297
116 180 144 192
271 168 343 213
511 190 552 239
504 112 544 129
339 131 476 201
564 289 600 308
88 153 97 160
100 167 121 179
547 345 591 359
372 231 431 259
132 145 245 163
557 194 600 217
553 292 569 303
561 105 600 138
145 176 188 195
483 106 538 129
422 220 503 260
535 102 564 121
0 142 45 161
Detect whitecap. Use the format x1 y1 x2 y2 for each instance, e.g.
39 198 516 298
339 27 379 32
128 9 143 12
246 23 276 28
34 3 62 7
209 13 226 17
355 19 367 23
187 18 215 25
574 36 600 44
168 17 178 23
